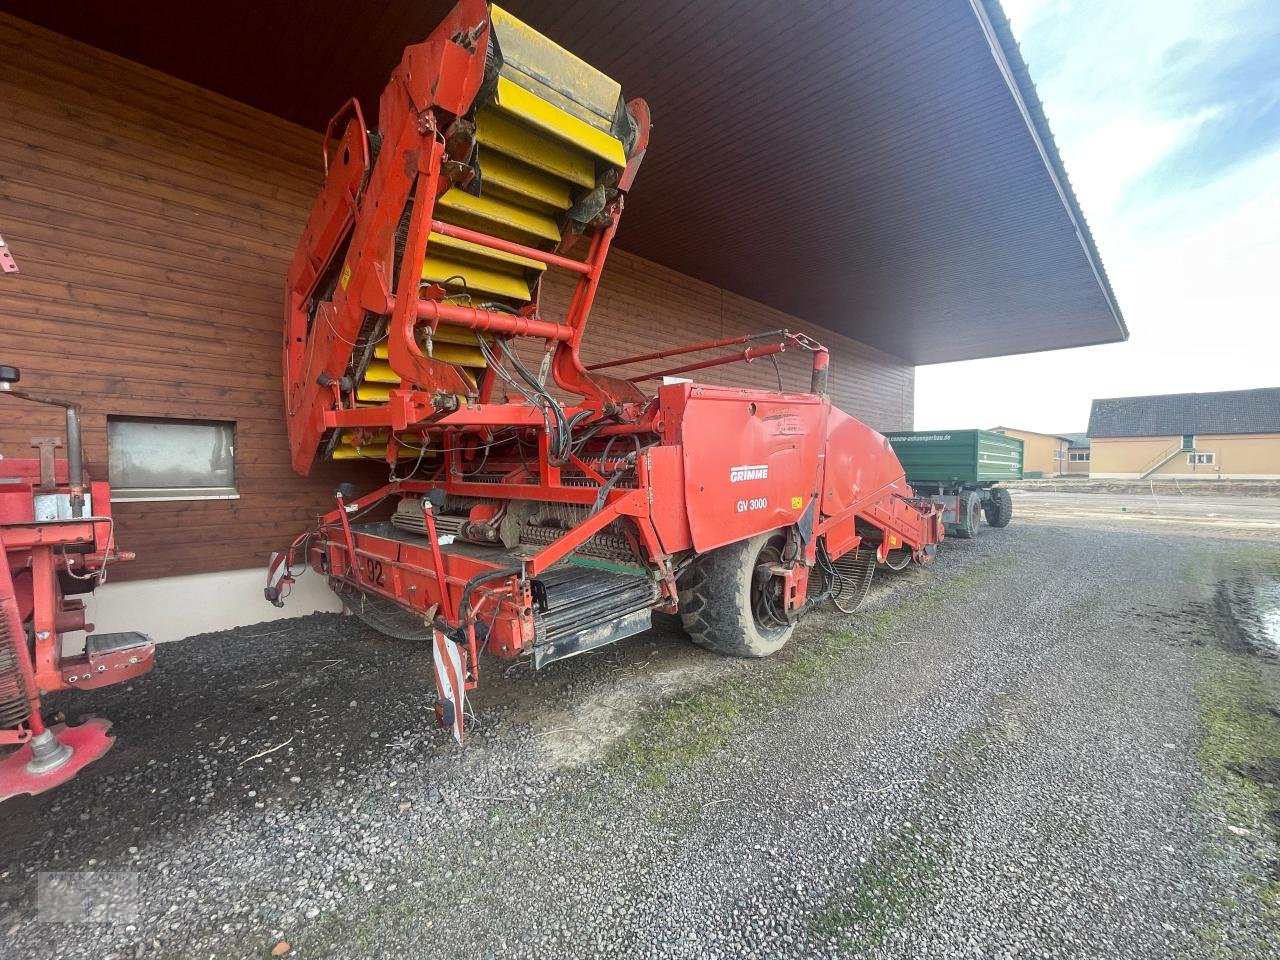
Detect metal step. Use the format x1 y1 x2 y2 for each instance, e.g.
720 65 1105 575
532 565 659 668
86 632 153 657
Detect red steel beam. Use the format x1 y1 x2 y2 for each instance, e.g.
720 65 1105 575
415 300 573 341
586 330 786 371
631 343 786 382
429 220 592 275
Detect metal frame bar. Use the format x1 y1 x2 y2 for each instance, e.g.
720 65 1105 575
428 219 592 275
587 330 785 370
633 343 786 382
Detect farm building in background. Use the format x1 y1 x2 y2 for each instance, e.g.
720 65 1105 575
1059 433 1091 474
1087 387 1280 479
989 427 1090 477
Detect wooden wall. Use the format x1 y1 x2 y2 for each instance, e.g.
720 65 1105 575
0 14 913 582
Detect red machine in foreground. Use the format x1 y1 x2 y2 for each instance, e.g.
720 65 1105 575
268 1 943 740
0 365 154 799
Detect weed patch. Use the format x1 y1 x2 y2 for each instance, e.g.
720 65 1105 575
1195 644 1280 924
608 555 1010 785
809 831 947 950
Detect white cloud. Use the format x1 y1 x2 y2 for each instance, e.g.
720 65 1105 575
1064 111 1214 223
998 0 1052 33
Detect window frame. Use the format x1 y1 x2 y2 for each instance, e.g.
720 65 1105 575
1187 452 1216 466
1068 450 1091 462
107 416 239 503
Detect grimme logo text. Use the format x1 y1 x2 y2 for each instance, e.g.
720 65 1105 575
730 464 768 482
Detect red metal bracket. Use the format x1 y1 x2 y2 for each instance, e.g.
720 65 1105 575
0 233 18 274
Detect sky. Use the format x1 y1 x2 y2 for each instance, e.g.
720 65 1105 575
914 0 1280 434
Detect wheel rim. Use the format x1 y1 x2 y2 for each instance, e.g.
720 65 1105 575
750 536 791 638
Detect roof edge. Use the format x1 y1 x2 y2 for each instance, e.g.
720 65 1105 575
1090 385 1280 405
990 425 1087 442
969 0 1128 342
1086 386 1280 437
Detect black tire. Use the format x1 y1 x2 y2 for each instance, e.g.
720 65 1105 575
678 531 795 657
982 487 1013 528
951 492 980 539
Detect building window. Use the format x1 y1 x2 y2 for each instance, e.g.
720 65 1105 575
1069 451 1090 462
108 417 237 501
1053 449 1066 460
1182 434 1195 450
1187 452 1215 466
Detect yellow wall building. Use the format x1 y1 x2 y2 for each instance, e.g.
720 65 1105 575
1087 388 1280 479
990 427 1088 477
1059 433 1092 475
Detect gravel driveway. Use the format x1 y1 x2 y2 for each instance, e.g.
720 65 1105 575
1011 488 1280 536
3 512 1278 959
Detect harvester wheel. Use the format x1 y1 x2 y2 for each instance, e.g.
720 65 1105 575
678 531 795 658
983 487 1014 528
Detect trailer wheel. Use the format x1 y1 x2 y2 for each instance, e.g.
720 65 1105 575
983 487 1013 528
678 531 795 657
951 491 981 539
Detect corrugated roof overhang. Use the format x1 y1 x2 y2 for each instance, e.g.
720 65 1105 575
0 0 1126 364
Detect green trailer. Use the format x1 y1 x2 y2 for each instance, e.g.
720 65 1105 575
884 429 1023 538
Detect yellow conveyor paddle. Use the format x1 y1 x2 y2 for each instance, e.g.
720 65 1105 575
353 4 631 448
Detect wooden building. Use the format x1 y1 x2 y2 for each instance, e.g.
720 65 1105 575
0 2 1124 638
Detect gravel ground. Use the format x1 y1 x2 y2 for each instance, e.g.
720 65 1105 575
1010 489 1280 536
2 513 1279 959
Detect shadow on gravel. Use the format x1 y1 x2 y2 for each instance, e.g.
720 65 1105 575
0 531 996 920
0 609 711 871
0 613 427 866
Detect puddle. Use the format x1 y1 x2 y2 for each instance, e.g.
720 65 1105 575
1212 573 1280 658
1264 582 1280 651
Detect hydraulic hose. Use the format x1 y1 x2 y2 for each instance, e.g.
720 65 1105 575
458 566 523 625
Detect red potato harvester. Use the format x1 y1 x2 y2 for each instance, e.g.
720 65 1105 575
0 365 154 799
267 1 945 740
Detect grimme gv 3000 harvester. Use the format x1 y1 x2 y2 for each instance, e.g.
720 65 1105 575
267 1 944 740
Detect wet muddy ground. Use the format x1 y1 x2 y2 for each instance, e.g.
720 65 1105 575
1211 572 1280 659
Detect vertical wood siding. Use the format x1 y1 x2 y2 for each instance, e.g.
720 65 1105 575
0 15 913 581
